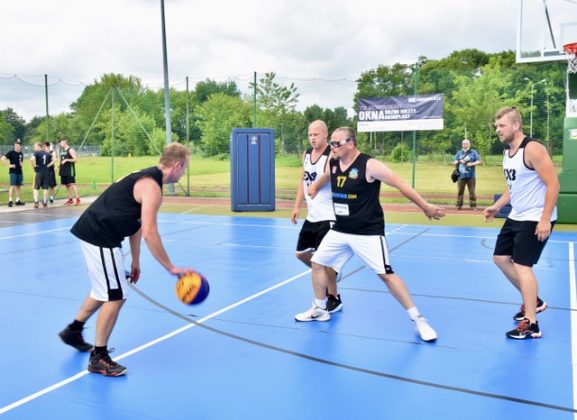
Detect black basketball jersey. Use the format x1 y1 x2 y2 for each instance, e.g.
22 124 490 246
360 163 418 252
71 167 163 248
4 150 23 174
59 148 76 177
33 151 50 173
330 153 384 235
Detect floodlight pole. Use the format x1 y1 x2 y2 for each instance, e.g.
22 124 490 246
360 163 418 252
524 77 546 137
253 71 257 127
44 74 50 142
545 87 550 152
160 0 174 194
411 59 423 188
186 76 190 196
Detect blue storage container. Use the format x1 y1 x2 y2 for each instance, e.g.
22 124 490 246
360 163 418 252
230 128 275 211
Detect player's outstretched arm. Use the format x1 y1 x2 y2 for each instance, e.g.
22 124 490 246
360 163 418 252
366 158 445 220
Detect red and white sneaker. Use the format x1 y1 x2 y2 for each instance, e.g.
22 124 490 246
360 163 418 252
506 318 541 339
64 198 74 206
74 197 81 206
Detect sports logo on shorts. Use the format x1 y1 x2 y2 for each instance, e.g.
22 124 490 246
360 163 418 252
349 168 359 180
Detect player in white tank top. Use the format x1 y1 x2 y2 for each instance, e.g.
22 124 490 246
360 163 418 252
303 148 335 222
503 137 557 222
485 107 559 340
290 120 341 312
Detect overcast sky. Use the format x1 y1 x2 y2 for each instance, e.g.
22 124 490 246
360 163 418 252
0 0 534 122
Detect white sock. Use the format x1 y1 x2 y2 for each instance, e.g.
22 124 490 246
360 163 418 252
314 298 327 310
407 306 421 321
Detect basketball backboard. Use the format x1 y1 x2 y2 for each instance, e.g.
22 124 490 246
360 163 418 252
517 0 577 63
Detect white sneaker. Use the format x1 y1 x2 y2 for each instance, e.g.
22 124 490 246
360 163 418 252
295 303 330 322
413 316 437 342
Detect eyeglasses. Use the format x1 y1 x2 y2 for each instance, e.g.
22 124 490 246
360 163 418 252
329 136 354 148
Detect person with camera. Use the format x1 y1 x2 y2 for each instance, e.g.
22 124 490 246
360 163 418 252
452 139 482 210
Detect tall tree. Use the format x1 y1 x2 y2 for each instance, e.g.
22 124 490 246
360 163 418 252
0 108 26 141
249 72 301 153
194 79 240 103
0 114 15 144
250 72 300 114
195 93 252 156
448 63 522 154
70 74 147 145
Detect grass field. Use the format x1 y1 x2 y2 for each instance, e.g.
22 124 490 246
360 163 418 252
48 154 508 200
2 154 575 231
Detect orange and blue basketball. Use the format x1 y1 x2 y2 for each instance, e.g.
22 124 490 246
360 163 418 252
175 271 210 305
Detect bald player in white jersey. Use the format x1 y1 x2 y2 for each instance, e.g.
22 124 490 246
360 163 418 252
291 120 342 314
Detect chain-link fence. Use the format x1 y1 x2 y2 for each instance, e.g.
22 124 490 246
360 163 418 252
1 58 571 164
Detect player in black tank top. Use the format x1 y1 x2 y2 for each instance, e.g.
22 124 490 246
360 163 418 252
330 153 384 235
298 127 445 342
71 167 163 248
59 143 197 376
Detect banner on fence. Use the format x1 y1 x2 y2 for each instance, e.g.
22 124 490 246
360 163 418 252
357 94 444 132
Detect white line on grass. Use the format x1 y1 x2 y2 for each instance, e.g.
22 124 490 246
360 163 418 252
0 269 311 415
569 242 577 420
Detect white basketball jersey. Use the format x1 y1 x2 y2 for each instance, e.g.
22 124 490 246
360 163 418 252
503 138 557 222
303 147 335 222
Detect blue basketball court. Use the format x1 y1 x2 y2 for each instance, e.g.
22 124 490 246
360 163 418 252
0 212 576 419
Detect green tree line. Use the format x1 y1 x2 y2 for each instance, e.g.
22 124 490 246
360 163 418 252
1 49 568 159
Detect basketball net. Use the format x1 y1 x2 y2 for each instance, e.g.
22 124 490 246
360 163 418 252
564 42 577 74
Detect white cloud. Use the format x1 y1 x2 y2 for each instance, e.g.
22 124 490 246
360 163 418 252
0 0 534 122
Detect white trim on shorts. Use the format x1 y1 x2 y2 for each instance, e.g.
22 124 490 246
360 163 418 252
79 240 129 301
311 229 393 275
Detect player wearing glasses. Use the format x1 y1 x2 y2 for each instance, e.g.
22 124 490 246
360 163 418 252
295 127 445 342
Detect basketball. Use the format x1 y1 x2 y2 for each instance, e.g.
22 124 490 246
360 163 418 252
175 271 210 305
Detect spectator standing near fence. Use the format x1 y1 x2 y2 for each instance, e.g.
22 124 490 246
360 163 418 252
59 138 80 206
1 139 25 207
452 139 482 210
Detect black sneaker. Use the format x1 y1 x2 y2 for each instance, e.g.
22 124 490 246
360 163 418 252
58 326 94 352
8 201 13 207
506 318 542 339
49 198 54 204
326 294 343 314
513 298 547 321
88 350 127 376
15 200 25 206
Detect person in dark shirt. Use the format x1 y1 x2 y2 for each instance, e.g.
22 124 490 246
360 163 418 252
59 142 195 376
58 137 81 206
1 139 25 207
43 141 57 203
297 127 445 342
30 142 51 208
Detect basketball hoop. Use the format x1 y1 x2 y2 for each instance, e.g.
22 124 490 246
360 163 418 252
564 42 577 74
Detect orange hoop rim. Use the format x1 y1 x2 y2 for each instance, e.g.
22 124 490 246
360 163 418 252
564 42 577 55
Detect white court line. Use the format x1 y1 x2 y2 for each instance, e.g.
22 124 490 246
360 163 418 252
391 230 571 244
181 207 201 214
0 227 70 241
569 242 577 420
0 268 311 415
